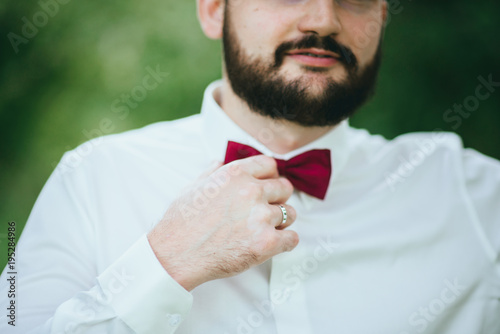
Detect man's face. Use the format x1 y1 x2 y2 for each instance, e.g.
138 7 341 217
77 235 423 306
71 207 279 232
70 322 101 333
222 0 386 127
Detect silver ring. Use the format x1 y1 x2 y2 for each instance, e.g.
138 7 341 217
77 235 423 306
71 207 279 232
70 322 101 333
277 205 287 226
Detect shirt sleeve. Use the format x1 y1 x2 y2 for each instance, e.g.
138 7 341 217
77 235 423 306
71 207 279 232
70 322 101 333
462 148 500 276
0 154 193 334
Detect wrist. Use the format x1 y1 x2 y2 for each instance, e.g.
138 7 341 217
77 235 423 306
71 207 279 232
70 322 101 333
147 231 203 292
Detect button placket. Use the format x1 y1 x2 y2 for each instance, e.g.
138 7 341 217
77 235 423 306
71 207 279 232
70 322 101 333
269 246 314 334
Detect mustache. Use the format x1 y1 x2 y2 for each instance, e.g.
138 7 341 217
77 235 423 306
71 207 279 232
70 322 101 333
274 34 358 70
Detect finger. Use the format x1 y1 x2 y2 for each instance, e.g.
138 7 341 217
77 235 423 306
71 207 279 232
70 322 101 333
230 155 280 180
276 230 300 253
272 203 297 229
261 177 294 204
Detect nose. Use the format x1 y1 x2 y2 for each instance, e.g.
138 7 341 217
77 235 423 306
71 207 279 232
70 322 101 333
297 0 342 37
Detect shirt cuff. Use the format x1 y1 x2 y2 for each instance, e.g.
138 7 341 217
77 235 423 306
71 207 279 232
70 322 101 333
97 234 193 333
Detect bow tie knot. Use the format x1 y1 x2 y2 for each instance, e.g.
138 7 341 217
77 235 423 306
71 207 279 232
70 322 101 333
224 141 332 200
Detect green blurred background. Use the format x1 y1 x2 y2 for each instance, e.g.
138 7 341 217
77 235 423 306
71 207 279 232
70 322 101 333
1 0 499 269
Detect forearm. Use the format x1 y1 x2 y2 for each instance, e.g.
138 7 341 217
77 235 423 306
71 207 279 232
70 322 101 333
0 235 193 334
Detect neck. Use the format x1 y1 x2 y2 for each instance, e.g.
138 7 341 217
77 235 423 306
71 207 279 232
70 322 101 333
217 78 336 155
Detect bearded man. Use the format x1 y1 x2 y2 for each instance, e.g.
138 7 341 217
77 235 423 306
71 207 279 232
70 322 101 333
1 0 499 333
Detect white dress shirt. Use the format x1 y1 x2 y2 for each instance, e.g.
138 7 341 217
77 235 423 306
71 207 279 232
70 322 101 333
1 80 499 334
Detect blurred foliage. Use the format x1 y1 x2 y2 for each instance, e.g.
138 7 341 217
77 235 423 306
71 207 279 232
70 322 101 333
0 0 499 268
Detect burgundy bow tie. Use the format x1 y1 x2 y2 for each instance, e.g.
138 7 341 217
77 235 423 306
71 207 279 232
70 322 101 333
224 141 332 200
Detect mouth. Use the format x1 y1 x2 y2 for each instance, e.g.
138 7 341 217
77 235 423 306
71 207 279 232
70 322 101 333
285 48 340 68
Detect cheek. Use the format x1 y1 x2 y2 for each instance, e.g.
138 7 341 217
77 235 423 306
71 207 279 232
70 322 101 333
231 5 295 56
342 14 383 64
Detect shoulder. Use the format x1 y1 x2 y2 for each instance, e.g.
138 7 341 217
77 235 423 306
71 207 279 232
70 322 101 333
55 113 204 175
379 130 500 179
365 130 471 177
380 130 464 163
349 128 467 177
350 128 499 194
374 130 500 227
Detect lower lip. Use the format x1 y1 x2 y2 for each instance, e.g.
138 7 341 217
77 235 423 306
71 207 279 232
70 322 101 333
287 54 338 67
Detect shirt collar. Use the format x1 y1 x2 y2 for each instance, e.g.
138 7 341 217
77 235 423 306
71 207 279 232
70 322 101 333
200 80 366 205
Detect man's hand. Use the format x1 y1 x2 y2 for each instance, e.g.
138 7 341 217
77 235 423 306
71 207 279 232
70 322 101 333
147 155 298 291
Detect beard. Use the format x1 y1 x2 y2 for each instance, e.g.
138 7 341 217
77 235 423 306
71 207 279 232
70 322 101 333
222 8 383 127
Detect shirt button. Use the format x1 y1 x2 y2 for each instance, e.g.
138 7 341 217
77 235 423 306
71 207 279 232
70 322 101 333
167 313 182 327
